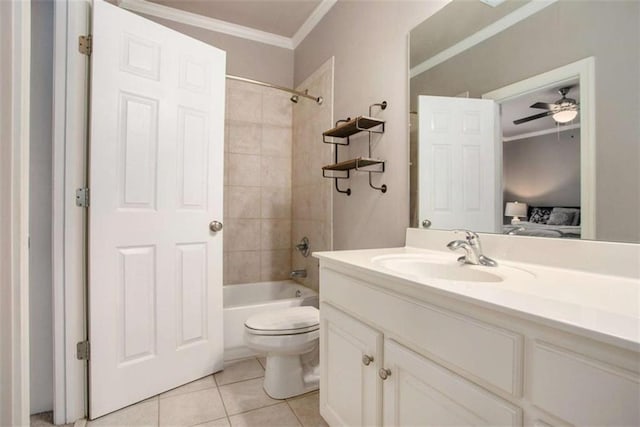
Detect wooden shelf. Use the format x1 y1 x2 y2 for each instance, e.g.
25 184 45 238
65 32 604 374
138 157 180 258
323 116 385 140
322 157 384 172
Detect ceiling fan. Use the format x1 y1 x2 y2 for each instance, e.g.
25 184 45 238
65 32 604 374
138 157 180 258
513 86 579 125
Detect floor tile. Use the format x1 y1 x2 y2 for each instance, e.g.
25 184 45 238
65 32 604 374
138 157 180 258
215 358 264 386
88 399 158 426
159 375 217 399
193 417 231 427
287 392 328 427
219 378 280 415
228 403 301 427
159 388 226 427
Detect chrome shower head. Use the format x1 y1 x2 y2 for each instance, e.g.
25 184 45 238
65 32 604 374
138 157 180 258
290 95 299 103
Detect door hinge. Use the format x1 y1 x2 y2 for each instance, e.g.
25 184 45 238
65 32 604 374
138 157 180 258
78 35 92 56
77 341 90 361
75 188 90 208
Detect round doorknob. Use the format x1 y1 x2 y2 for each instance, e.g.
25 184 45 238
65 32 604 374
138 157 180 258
362 354 374 366
209 221 223 232
378 368 391 380
422 219 432 228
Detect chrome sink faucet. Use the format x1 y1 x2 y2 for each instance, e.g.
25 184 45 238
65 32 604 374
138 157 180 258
447 230 498 267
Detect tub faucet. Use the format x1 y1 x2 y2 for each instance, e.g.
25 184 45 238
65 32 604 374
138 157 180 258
290 269 307 278
447 230 497 267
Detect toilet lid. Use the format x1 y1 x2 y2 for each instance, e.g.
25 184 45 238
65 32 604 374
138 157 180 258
245 306 319 335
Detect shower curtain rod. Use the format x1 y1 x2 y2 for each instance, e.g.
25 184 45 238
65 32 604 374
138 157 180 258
226 74 323 105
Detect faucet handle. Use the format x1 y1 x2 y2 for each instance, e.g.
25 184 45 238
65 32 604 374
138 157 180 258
453 229 479 241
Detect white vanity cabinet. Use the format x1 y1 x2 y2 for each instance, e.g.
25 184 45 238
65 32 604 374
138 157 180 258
318 264 640 427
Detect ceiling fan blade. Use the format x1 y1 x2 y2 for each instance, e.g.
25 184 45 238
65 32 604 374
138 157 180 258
530 102 556 110
513 110 554 125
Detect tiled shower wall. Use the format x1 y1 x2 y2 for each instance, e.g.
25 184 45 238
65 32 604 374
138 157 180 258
291 59 334 292
223 80 293 285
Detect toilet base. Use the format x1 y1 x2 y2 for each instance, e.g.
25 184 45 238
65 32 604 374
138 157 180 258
263 345 319 399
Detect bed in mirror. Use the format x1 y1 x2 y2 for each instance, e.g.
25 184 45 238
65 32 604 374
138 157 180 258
409 0 639 243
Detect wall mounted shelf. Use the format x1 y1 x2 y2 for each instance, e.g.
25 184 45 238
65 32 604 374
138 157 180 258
321 102 388 196
323 116 385 143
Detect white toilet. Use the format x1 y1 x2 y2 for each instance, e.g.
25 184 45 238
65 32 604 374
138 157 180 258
244 306 320 399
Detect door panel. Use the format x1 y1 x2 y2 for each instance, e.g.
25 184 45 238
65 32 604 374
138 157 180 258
320 303 383 427
89 0 226 418
418 96 501 232
382 339 521 427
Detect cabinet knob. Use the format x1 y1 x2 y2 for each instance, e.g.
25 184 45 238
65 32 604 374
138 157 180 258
378 368 391 380
362 354 374 366
422 219 432 228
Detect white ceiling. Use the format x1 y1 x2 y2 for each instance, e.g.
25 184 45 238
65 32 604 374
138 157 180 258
501 80 580 139
147 0 322 37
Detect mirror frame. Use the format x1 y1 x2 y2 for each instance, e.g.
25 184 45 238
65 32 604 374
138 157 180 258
480 57 596 239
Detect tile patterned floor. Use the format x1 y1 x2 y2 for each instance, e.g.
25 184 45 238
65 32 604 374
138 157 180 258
32 357 328 427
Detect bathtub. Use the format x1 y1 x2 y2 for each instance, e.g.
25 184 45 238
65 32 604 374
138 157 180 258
223 280 318 361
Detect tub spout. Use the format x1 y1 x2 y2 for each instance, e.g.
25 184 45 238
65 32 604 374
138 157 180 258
290 269 307 278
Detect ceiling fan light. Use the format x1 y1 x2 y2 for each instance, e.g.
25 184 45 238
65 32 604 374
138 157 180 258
553 109 578 123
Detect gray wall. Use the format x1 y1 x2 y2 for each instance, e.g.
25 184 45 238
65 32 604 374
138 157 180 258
29 0 54 414
503 129 581 212
410 1 640 242
294 0 449 250
141 14 294 87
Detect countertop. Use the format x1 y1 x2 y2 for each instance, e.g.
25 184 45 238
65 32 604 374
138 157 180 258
314 246 640 352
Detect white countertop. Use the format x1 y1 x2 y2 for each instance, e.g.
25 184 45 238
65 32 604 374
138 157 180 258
314 246 640 352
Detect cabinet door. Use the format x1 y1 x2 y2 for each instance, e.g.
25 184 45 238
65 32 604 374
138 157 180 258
382 339 521 427
320 303 383 427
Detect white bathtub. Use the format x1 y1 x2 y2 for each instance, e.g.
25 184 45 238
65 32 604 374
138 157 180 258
223 280 318 361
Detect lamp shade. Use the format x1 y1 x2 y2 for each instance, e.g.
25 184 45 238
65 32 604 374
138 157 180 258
505 202 527 218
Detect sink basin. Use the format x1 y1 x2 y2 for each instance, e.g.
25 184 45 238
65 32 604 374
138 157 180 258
371 254 534 283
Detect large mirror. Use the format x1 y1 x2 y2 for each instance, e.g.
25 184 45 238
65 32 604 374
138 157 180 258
409 0 639 243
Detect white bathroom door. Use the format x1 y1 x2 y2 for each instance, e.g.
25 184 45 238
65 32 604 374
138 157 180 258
88 0 226 418
418 95 501 233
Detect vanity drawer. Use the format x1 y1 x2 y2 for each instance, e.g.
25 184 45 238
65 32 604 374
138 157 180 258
530 341 640 426
321 268 523 396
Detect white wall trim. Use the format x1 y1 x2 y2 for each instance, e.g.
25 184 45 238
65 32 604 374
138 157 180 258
0 0 31 425
291 0 337 49
410 0 557 79
118 0 336 51
52 0 91 424
118 0 293 49
503 123 581 143
483 57 596 239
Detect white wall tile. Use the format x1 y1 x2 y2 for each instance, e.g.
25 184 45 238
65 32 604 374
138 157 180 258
227 153 261 187
262 125 292 158
227 186 261 219
261 187 291 219
261 219 291 250
225 251 261 285
261 156 291 188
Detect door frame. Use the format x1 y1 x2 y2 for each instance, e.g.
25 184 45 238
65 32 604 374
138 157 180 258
0 0 31 425
482 57 596 240
52 0 91 423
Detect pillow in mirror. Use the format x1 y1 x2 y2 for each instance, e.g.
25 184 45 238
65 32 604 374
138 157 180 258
547 208 576 226
529 207 552 224
552 207 581 226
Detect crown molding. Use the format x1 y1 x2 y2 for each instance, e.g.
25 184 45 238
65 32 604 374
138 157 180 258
503 123 580 142
292 0 337 49
410 0 558 79
118 0 337 51
118 0 293 49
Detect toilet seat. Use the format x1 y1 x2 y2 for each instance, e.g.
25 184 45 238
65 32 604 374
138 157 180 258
245 306 319 336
